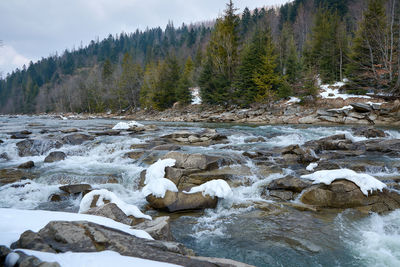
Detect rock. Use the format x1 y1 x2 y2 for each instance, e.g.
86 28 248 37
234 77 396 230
124 151 145 160
268 190 294 201
44 151 66 163
244 137 266 143
267 176 311 193
0 246 60 267
84 203 132 225
59 183 92 195
300 180 400 213
49 194 62 202
16 139 62 157
0 139 3 144
0 152 10 161
351 103 372 113
11 133 30 139
60 128 78 133
93 130 121 136
352 127 386 138
299 115 320 124
134 216 174 241
364 139 400 154
162 129 227 145
146 190 218 212
20 130 32 135
11 221 216 266
18 161 35 169
152 144 181 151
319 115 343 124
62 133 94 145
162 152 224 171
0 169 36 185
281 145 318 164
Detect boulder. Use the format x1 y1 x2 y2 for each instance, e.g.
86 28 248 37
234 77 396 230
0 139 3 144
124 151 145 160
134 216 174 241
11 133 30 139
11 221 217 266
18 161 35 169
16 139 62 157
351 103 372 113
364 139 400 154
62 133 94 145
244 137 266 143
280 145 319 164
84 203 132 225
93 130 121 136
152 144 181 151
44 151 66 163
59 183 92 195
268 190 294 201
300 180 400 213
162 152 224 171
61 128 78 133
0 152 9 161
0 246 60 267
352 127 386 138
267 176 311 193
146 190 218 212
20 130 32 135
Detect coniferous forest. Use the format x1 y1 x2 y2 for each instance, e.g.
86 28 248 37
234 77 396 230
0 0 400 114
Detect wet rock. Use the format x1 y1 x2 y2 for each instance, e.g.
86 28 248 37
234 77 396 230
62 133 94 145
352 127 386 138
162 151 224 171
351 103 372 113
124 151 145 160
44 151 66 163
304 134 354 152
300 180 400 213
61 128 78 133
11 221 216 266
20 130 32 135
267 176 311 193
18 161 35 169
134 216 174 241
146 190 218 212
84 203 132 225
269 190 294 201
0 152 10 161
16 139 63 157
162 129 227 145
49 194 62 202
364 139 400 154
281 145 318 164
244 137 266 143
152 144 181 151
59 183 92 195
11 133 30 139
0 169 36 185
93 130 121 136
0 139 3 144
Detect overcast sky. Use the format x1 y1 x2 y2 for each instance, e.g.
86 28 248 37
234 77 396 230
0 0 290 76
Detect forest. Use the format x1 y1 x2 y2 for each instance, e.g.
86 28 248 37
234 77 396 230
0 0 399 114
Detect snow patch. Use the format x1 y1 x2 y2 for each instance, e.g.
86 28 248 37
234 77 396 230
306 162 318 171
15 250 180 267
112 121 144 130
5 253 19 267
319 81 371 100
301 169 386 196
0 208 152 247
79 189 151 220
184 179 233 199
142 159 178 198
287 97 301 105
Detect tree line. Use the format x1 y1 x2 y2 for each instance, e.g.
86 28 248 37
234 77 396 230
0 0 399 114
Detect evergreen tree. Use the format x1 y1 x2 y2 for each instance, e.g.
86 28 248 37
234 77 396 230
176 57 194 105
241 7 252 35
140 62 160 109
119 53 143 110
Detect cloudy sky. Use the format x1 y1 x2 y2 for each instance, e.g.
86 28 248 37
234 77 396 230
0 0 290 76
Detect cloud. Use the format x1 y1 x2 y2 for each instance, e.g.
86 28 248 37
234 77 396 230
0 45 31 75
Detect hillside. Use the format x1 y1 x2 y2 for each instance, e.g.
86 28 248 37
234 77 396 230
0 0 399 114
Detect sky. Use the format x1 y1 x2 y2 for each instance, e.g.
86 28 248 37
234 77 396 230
0 0 291 76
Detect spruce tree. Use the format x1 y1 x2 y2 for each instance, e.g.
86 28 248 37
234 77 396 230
176 57 194 105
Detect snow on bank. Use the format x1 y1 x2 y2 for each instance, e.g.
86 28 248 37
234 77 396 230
319 81 371 100
0 208 152 247
191 87 202 105
301 169 386 196
142 159 178 198
112 121 144 130
12 250 180 267
184 179 233 199
286 97 301 105
79 189 151 220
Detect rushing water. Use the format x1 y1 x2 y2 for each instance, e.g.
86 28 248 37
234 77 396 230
1 115 400 266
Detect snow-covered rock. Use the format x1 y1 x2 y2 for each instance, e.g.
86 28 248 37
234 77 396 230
142 159 178 198
306 162 318 171
79 189 151 220
184 179 233 199
112 121 144 130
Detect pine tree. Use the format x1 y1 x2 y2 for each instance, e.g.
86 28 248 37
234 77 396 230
176 57 194 105
140 62 160 109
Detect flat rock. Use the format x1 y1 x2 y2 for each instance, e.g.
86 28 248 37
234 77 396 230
44 151 66 163
124 151 145 160
267 176 311 193
11 221 217 266
352 127 386 138
351 103 372 113
152 144 181 151
0 169 36 185
11 133 30 139
61 128 78 133
162 151 224 171
62 133 94 145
